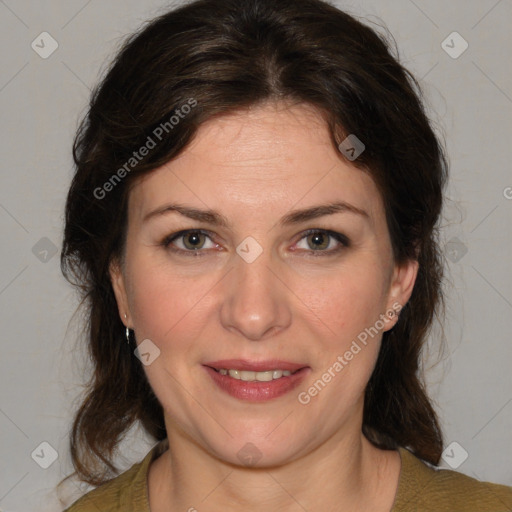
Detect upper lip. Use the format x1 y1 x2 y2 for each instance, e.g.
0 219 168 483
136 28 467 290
203 359 308 372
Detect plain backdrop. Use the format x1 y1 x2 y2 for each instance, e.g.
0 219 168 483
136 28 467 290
0 0 511 510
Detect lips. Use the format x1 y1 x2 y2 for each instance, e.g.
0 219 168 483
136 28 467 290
203 364 311 401
203 359 308 373
202 359 311 401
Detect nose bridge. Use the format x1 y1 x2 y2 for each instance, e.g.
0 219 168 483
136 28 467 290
219 246 291 340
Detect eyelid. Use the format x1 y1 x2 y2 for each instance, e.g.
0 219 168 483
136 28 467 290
296 228 350 246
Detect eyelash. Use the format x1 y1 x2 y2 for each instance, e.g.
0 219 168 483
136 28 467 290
160 228 350 257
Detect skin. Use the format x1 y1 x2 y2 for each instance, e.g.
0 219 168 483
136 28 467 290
110 100 419 511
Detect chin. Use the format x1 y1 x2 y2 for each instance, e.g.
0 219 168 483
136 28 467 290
203 427 309 469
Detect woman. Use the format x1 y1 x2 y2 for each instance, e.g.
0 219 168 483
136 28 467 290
60 0 512 510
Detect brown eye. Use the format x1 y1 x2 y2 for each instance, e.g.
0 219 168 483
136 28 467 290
182 231 206 250
162 229 217 255
294 229 350 256
306 232 330 251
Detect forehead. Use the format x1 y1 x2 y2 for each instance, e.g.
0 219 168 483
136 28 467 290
128 102 384 227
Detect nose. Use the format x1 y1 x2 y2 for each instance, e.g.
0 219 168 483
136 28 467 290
219 250 292 341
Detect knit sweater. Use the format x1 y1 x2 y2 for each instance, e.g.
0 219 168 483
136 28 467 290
64 440 512 511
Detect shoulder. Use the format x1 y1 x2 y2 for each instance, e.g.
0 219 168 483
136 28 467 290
63 440 168 512
392 446 512 512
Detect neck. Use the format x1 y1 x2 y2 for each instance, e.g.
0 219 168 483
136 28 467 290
148 421 399 512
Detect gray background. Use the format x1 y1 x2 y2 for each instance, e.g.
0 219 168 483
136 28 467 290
0 0 511 510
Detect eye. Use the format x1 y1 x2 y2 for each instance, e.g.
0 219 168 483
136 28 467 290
161 228 349 257
294 229 349 255
161 229 219 255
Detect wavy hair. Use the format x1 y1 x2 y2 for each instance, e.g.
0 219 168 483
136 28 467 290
60 0 448 487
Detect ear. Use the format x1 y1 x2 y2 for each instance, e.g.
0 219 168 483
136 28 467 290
109 258 132 328
383 258 419 331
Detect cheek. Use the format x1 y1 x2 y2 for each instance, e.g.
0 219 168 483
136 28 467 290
126 261 214 348
292 261 389 399
295 269 386 413
126 263 215 413
293 262 388 337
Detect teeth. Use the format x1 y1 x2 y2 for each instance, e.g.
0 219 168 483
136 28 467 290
219 369 294 381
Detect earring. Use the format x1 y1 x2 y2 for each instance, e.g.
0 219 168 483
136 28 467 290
124 314 131 345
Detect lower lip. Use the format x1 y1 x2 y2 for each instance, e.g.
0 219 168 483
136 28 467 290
203 366 310 402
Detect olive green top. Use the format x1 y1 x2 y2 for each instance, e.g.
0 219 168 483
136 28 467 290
64 439 512 511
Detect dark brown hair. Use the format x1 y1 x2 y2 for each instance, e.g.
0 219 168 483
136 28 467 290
61 0 447 487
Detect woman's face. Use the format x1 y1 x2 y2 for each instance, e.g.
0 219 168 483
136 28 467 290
111 101 418 467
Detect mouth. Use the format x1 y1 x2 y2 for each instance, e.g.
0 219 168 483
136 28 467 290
202 359 310 401
208 367 302 381
203 359 308 379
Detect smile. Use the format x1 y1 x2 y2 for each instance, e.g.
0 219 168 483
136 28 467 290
215 368 296 381
203 364 310 401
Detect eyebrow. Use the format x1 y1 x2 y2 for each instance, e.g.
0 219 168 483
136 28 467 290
142 201 369 227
